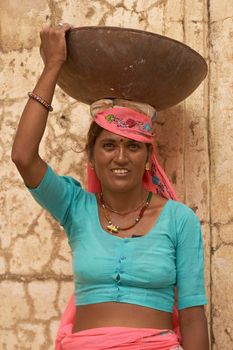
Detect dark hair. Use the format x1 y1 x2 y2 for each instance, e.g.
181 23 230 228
85 122 104 161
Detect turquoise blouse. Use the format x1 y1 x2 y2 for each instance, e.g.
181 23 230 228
28 166 207 312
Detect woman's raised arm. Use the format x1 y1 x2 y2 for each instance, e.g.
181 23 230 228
11 23 72 188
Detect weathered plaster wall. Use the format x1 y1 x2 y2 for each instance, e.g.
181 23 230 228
0 0 232 349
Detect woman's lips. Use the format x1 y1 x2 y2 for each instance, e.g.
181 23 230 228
111 168 129 175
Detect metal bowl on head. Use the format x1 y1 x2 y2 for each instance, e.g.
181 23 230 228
57 26 208 111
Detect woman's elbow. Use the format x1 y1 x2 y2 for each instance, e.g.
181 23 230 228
11 148 38 169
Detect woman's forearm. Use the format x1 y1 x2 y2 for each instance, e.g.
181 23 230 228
180 309 209 350
12 23 72 167
12 65 61 165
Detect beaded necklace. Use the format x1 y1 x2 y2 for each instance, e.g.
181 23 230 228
100 192 148 216
99 191 153 234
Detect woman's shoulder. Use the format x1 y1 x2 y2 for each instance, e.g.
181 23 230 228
152 193 194 215
169 198 193 213
153 194 200 225
169 200 201 238
29 164 95 203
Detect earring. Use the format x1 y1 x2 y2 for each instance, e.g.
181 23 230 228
145 162 150 171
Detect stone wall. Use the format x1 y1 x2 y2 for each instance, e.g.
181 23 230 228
0 0 232 349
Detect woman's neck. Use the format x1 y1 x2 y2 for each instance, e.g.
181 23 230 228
100 186 147 213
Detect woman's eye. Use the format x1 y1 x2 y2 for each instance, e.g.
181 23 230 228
103 143 115 150
128 143 140 150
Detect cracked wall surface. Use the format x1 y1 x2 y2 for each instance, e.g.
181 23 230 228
0 0 232 349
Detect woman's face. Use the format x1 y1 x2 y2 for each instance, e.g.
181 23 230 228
91 129 150 193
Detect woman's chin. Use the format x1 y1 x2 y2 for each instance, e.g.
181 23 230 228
102 180 140 194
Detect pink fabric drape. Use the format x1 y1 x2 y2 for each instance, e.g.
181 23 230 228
55 295 182 349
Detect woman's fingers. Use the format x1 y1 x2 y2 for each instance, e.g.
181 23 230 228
40 23 73 35
39 23 73 68
40 24 71 39
56 22 73 32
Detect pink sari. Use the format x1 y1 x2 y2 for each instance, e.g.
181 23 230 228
56 104 182 349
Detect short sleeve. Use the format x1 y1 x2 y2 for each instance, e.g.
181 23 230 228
175 206 208 310
27 165 83 226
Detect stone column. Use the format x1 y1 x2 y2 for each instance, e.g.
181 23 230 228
209 1 233 349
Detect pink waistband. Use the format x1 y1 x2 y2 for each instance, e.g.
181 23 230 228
56 325 182 350
55 294 182 350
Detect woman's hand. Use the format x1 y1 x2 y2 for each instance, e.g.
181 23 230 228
40 23 73 70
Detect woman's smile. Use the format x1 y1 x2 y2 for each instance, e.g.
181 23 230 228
111 168 130 175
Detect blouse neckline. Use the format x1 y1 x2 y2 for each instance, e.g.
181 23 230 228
92 196 172 242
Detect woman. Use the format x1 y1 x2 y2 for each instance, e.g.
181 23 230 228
11 24 209 350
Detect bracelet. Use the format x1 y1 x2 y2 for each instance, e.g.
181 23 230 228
28 92 53 112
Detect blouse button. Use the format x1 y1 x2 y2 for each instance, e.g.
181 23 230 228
118 256 126 262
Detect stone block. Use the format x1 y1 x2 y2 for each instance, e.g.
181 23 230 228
0 50 44 99
164 0 183 23
0 185 41 249
212 245 233 350
218 223 233 244
58 281 74 314
155 105 185 201
60 0 118 27
0 329 18 350
105 7 144 28
185 0 207 22
164 21 184 42
209 0 233 22
1 1 48 52
51 237 72 275
212 223 233 251
49 319 60 349
65 100 91 137
201 223 211 320
0 256 7 274
28 280 58 320
209 18 233 225
16 322 47 350
134 0 158 12
10 234 53 274
0 281 30 328
147 6 164 33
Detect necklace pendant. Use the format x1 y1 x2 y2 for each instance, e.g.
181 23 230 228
107 223 119 233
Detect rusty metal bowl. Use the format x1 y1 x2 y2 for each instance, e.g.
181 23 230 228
57 26 207 111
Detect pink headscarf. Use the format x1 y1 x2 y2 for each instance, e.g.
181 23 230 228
87 105 178 202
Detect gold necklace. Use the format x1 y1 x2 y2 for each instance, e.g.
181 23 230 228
99 192 153 234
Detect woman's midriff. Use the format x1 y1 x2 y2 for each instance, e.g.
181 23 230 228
73 302 173 333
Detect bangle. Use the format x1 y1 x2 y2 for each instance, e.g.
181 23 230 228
28 92 53 112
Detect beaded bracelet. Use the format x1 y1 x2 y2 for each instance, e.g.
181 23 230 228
28 92 53 112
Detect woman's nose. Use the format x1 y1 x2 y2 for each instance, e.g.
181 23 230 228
114 146 128 163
